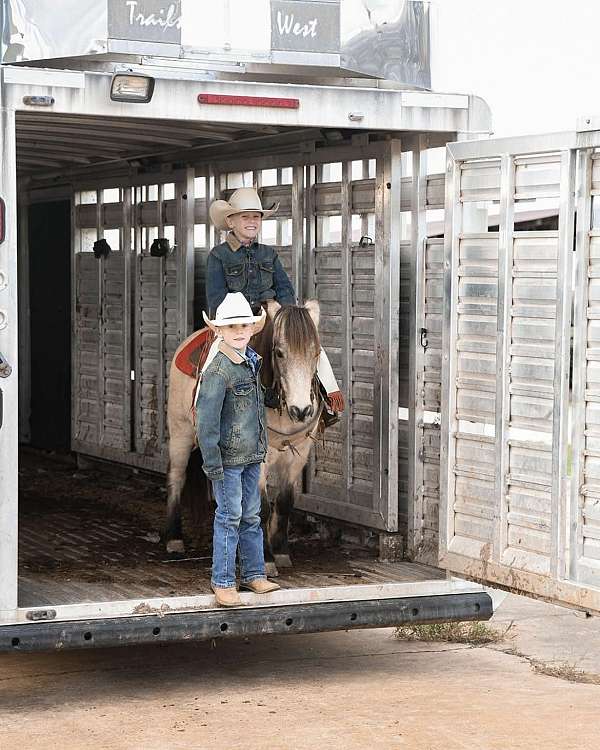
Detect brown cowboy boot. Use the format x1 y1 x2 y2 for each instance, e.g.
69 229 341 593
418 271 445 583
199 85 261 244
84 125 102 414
211 584 243 607
239 579 281 594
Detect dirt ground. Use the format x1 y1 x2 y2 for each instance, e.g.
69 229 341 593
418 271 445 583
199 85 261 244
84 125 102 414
2 593 600 750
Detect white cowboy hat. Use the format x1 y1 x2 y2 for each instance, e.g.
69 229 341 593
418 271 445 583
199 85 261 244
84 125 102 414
202 292 266 330
209 187 279 231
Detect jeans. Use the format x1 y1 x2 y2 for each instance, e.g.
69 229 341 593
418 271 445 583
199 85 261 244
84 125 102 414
210 463 266 588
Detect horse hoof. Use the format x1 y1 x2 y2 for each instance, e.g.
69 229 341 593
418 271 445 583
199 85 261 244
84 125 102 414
166 539 185 554
273 554 292 569
265 561 279 578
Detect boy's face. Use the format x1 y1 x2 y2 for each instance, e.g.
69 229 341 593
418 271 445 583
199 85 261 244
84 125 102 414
226 211 262 243
218 322 254 350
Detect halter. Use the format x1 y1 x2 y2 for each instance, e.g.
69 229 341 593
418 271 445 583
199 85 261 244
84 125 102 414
270 313 321 419
268 310 323 453
268 407 324 455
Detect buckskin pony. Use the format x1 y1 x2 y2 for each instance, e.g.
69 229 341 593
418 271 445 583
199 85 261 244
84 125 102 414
165 300 324 576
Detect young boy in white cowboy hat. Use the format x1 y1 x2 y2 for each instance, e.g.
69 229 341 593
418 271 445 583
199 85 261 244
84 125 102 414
196 291 280 607
207 187 345 417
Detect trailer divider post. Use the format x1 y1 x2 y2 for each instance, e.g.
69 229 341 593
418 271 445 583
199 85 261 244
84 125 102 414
375 139 402 532
408 135 428 558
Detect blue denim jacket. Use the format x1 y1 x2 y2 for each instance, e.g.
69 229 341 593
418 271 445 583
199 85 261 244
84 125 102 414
195 342 267 481
207 233 296 316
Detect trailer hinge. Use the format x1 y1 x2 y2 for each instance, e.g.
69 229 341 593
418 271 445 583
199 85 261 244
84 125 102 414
26 608 57 622
420 328 428 349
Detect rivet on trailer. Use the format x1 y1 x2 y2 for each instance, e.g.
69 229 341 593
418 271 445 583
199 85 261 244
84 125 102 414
0 0 503 652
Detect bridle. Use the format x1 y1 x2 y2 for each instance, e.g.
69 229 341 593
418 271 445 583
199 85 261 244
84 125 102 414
267 314 323 450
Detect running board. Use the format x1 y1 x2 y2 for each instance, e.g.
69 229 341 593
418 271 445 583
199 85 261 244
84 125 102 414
0 592 493 652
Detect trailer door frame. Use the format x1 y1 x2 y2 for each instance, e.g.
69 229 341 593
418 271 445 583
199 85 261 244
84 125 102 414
0 69 19 611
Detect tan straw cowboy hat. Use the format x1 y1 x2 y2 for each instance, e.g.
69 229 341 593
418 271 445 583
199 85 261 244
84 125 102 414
209 187 279 231
202 292 266 332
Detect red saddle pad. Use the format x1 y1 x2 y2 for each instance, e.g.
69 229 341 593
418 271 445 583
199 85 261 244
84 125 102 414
174 327 215 378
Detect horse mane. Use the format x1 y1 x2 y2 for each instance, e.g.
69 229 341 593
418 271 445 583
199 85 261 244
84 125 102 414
252 313 275 388
251 304 320 389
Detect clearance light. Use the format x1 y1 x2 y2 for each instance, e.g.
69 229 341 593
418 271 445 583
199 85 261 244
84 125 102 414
22 95 55 107
110 74 155 103
198 93 299 109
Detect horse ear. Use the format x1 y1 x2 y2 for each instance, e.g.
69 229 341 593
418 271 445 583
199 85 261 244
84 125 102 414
304 299 320 329
265 300 281 320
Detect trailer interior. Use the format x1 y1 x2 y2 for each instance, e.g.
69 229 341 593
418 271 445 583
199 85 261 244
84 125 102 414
17 105 441 606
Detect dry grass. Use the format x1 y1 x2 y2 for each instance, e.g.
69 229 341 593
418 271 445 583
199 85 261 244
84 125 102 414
394 620 512 646
531 661 600 685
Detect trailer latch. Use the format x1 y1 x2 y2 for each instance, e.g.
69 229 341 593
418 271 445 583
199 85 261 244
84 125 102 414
26 609 57 622
0 352 12 378
420 328 428 349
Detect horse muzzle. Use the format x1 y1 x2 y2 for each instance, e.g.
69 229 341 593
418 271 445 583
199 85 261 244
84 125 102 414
288 404 314 422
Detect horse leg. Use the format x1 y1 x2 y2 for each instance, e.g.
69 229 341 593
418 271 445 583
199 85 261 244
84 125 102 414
268 482 294 569
258 463 279 578
261 488 279 578
265 439 313 568
165 433 194 554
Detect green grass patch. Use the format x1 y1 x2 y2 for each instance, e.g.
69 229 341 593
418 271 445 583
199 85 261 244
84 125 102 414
394 620 511 645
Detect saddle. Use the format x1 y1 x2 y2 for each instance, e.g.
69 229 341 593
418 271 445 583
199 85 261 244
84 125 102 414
174 327 215 378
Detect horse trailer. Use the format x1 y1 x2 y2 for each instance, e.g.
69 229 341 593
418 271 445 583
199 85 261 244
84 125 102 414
2 1 598 652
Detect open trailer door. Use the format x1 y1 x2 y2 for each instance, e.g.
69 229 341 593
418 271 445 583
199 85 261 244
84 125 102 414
440 128 600 614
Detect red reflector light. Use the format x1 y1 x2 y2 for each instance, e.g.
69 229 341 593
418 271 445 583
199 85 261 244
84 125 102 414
0 198 4 244
198 93 299 109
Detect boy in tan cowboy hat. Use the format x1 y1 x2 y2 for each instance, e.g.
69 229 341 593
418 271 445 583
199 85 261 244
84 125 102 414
196 292 280 607
207 187 345 416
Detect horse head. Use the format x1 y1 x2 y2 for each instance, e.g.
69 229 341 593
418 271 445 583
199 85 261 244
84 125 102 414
257 300 321 423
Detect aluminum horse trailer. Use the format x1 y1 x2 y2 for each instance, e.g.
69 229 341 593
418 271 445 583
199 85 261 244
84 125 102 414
0 0 502 651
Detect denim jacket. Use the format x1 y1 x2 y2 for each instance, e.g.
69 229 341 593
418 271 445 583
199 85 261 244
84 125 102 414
206 233 296 316
195 341 267 480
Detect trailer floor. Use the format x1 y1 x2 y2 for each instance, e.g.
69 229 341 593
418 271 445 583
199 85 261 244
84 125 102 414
18 450 443 607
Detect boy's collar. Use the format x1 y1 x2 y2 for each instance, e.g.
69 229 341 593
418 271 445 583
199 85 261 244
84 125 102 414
217 339 261 365
217 339 245 364
226 232 258 252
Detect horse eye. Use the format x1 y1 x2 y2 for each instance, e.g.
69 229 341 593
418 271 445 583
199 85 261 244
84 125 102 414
275 348 284 359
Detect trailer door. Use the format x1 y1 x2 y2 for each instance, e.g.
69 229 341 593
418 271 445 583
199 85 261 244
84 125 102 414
441 129 600 614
